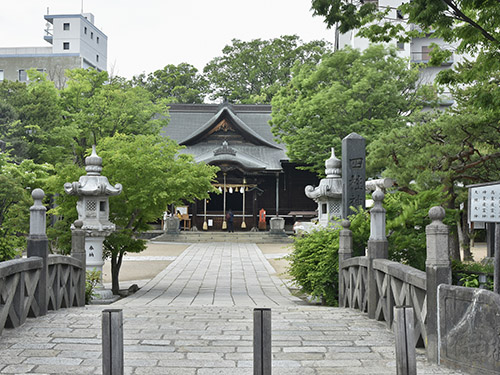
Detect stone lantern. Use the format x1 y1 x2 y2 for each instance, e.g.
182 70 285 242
305 148 343 226
64 145 122 277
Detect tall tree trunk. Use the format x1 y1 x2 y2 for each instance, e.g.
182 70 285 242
449 230 461 261
111 252 122 295
460 205 473 261
445 184 461 261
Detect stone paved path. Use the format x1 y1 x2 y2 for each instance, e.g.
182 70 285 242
0 242 466 374
114 243 299 308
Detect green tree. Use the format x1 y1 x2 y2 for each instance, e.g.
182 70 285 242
96 134 219 294
368 83 500 260
310 0 499 52
204 35 331 104
287 209 370 305
384 189 458 270
0 72 68 165
60 69 169 165
133 63 208 104
311 0 500 261
45 162 83 252
310 0 500 85
0 153 53 261
270 44 429 174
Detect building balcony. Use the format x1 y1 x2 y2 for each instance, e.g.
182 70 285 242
44 26 53 45
410 24 436 35
410 52 454 66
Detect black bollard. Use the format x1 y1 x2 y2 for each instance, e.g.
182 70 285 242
102 309 124 375
253 308 272 375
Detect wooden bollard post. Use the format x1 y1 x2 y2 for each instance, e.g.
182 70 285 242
253 308 271 375
102 309 124 375
394 306 416 375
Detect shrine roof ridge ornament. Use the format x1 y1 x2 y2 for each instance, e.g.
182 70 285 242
214 141 237 156
63 145 122 197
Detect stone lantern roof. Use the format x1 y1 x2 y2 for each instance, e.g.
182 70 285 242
305 148 342 200
64 146 122 196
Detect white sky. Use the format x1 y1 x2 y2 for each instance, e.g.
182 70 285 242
0 0 335 79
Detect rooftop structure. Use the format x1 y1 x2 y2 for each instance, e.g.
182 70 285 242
0 11 107 87
337 0 467 102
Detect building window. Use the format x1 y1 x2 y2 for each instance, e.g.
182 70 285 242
18 70 27 82
97 36 99 44
84 26 87 34
0 70 4 81
96 54 99 62
397 42 405 50
91 31 94 39
422 45 432 61
63 23 70 31
63 42 70 50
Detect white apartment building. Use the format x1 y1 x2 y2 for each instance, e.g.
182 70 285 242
337 0 465 101
0 12 107 88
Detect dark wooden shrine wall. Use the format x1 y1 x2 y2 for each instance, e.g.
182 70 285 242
190 164 319 229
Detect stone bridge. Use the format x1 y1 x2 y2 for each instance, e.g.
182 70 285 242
0 240 465 375
0 189 494 374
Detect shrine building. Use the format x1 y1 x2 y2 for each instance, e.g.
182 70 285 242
161 103 319 231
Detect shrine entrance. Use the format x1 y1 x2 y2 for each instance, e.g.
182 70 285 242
161 103 319 232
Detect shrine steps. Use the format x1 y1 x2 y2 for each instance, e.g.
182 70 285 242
150 231 294 244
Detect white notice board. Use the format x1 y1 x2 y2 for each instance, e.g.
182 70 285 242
468 182 500 223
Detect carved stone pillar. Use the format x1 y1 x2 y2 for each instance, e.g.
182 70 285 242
426 206 451 363
338 220 353 307
27 189 48 316
367 189 388 319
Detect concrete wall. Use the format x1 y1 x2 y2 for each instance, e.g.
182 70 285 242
0 12 108 83
0 55 82 88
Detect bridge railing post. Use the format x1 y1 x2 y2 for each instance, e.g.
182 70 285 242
425 206 451 363
394 306 417 375
27 188 49 316
367 189 388 319
339 220 353 307
71 220 86 306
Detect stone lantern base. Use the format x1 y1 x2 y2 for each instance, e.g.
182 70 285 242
90 287 120 304
165 217 180 234
269 217 285 234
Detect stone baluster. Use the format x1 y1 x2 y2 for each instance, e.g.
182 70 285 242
425 206 451 363
338 220 353 307
71 220 86 305
367 189 388 319
27 188 49 316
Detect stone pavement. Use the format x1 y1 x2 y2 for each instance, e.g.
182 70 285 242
114 243 299 308
0 242 466 374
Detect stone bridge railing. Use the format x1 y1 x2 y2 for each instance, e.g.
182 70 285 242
338 190 451 363
0 189 85 335
340 256 427 347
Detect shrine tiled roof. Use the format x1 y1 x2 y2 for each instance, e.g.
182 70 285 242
161 103 288 172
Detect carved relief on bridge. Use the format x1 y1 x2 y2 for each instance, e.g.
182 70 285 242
439 285 500 374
